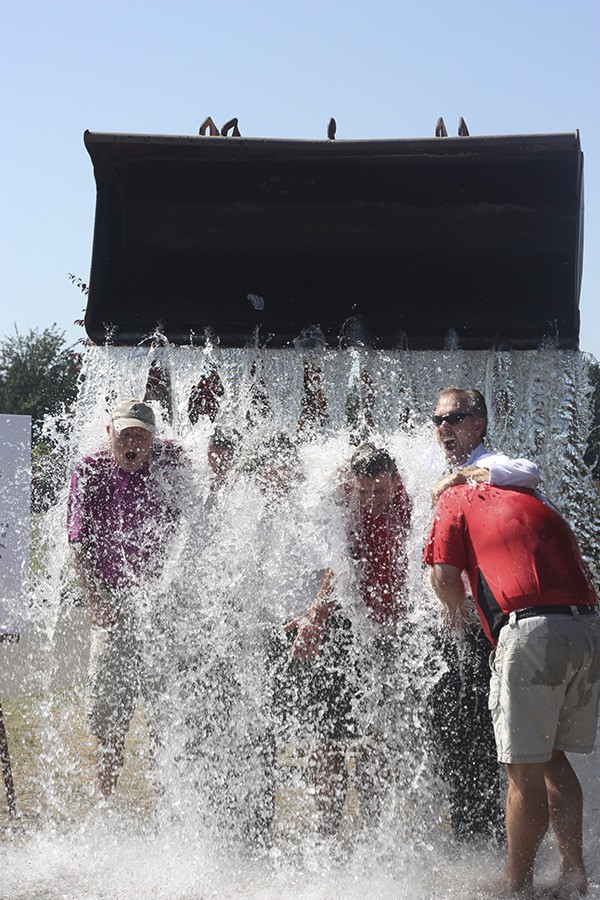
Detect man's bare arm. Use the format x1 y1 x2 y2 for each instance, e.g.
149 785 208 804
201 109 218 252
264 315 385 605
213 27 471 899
431 467 491 506
429 563 469 630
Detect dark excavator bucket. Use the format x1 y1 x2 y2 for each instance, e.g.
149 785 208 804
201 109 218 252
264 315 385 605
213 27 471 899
83 129 583 349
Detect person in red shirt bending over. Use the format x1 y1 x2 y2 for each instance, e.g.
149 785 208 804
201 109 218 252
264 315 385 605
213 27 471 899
286 442 411 836
424 483 600 898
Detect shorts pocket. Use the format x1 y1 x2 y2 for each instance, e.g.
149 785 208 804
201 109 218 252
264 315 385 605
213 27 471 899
515 634 569 688
488 648 500 710
488 675 500 711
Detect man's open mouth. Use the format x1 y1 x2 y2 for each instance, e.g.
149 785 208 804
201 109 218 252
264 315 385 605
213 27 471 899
125 451 137 461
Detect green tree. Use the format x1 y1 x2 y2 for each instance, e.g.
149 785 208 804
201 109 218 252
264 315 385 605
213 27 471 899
0 326 82 511
0 325 81 438
584 359 600 482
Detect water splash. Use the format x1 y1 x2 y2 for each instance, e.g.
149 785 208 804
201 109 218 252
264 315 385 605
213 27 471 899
1 343 599 899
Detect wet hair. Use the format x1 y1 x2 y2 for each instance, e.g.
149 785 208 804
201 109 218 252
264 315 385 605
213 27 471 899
350 442 398 478
437 387 488 437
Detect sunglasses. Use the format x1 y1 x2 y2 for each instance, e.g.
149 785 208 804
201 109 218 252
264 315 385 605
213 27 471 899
432 412 474 427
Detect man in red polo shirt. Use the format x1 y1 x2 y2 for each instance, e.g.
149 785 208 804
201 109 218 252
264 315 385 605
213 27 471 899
424 483 599 897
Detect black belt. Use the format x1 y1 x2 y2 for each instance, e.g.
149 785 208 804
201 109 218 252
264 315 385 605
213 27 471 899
500 604 598 629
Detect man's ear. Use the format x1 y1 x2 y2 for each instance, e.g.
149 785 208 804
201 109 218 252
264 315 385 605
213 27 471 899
475 417 486 438
106 424 111 437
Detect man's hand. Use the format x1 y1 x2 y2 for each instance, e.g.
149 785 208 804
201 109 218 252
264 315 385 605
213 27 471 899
86 590 118 628
431 466 490 506
284 567 335 662
283 614 327 662
71 543 118 628
440 602 469 632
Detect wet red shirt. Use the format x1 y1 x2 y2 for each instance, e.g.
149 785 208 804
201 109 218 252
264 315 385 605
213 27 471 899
348 481 412 624
424 483 597 643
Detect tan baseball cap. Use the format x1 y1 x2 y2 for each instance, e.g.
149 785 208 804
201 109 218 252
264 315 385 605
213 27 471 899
110 399 156 434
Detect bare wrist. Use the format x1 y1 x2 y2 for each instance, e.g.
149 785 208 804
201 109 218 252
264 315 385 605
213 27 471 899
307 604 328 626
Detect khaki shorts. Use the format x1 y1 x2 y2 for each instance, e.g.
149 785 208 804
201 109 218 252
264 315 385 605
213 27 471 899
86 623 147 740
489 610 600 764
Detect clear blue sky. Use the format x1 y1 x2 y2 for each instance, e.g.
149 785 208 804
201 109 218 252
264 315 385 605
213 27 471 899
2 0 599 359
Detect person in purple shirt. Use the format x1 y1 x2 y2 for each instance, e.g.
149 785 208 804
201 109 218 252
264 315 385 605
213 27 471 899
68 399 186 799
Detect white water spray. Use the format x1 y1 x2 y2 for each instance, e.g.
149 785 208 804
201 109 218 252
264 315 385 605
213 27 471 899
1 343 599 899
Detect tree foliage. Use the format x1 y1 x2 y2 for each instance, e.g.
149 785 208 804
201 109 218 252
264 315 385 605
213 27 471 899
0 325 81 438
0 326 82 511
584 359 600 482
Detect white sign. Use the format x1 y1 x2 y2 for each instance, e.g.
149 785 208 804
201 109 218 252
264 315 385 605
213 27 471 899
0 415 31 636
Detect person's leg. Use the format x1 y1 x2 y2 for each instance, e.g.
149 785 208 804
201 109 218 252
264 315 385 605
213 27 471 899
141 652 172 798
306 742 348 836
503 761 549 895
97 734 126 798
86 623 140 800
245 630 281 846
354 737 393 826
427 629 469 833
544 750 587 895
435 621 504 841
492 616 597 895
303 612 354 837
251 726 276 844
459 624 505 840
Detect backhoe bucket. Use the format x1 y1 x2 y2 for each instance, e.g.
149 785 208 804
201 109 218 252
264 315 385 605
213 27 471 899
83 129 583 349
